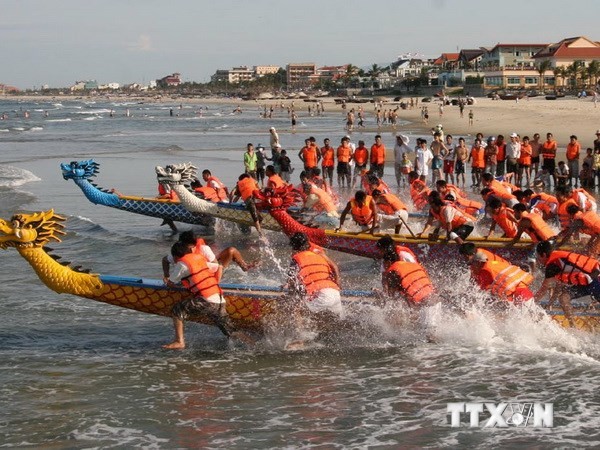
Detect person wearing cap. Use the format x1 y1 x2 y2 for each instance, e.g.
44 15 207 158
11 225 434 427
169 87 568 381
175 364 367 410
255 144 268 187
593 130 600 153
394 134 411 188
459 243 533 304
505 133 521 177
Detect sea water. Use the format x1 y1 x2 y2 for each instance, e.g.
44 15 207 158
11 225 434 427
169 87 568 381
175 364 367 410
1 98 599 448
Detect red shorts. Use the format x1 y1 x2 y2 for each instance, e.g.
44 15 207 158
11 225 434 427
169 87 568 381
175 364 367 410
443 160 455 174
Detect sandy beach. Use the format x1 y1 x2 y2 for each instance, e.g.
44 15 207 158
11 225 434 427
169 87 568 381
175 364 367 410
3 93 599 158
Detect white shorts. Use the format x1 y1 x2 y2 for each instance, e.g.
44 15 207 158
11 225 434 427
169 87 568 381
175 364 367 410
307 288 344 318
378 209 409 230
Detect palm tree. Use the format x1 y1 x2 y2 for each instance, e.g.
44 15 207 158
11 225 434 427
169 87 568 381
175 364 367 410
586 60 600 89
536 60 552 92
343 63 358 88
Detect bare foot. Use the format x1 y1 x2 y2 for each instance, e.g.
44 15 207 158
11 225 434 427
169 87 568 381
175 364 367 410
162 341 185 350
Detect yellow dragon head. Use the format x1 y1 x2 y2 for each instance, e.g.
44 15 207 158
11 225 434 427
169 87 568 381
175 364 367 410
0 210 66 250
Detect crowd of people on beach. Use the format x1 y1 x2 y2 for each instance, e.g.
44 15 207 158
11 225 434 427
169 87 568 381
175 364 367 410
152 123 600 349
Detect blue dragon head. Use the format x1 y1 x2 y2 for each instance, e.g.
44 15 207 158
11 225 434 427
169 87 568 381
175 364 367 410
60 160 99 180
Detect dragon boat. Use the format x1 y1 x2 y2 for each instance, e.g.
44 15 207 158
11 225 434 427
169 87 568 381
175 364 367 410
2 210 599 334
61 160 215 228
254 186 534 262
154 163 284 231
0 209 377 335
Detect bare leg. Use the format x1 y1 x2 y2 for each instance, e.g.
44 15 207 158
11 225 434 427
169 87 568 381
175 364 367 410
217 247 258 271
163 318 185 349
557 290 575 327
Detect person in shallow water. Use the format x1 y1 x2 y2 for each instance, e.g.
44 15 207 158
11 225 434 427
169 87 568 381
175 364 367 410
380 247 434 307
163 241 253 349
534 240 600 327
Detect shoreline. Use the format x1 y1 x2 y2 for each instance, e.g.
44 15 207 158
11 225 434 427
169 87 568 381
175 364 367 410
2 93 598 158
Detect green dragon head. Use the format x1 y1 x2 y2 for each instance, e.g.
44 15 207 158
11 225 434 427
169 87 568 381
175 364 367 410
155 163 198 185
0 210 66 249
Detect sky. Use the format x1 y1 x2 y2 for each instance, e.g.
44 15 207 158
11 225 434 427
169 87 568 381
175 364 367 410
2 0 600 89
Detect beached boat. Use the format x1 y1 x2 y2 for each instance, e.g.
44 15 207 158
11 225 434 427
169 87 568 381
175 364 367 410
499 92 526 100
2 210 598 334
61 160 215 229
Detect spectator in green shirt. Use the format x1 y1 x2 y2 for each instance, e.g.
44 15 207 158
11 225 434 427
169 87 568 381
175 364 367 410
244 143 258 179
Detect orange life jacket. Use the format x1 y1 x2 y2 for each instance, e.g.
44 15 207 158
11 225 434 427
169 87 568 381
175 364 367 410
205 176 228 201
518 143 532 165
336 145 352 163
470 147 485 168
370 144 386 164
558 199 579 231
386 261 434 305
541 140 557 159
302 147 318 168
322 147 335 167
371 180 391 195
491 205 517 238
194 186 220 202
158 184 179 201
574 211 600 236
410 179 430 210
521 211 556 242
292 250 339 295
430 204 475 230
496 143 506 161
179 253 222 298
267 174 286 190
480 260 533 300
350 196 374 225
530 193 558 219
566 142 580 161
546 250 600 285
354 147 368 166
477 248 510 264
377 193 407 215
237 177 258 201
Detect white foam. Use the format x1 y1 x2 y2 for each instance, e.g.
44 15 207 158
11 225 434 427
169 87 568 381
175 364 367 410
29 126 43 131
46 118 71 122
0 165 41 187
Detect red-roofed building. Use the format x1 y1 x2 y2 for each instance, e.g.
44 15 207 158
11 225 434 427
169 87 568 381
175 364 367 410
157 73 181 88
532 36 600 67
433 53 460 70
0 84 20 93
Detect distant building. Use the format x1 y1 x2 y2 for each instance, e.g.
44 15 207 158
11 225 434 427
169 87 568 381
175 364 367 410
286 63 316 87
70 80 97 91
532 36 600 68
433 53 460 71
211 66 256 84
317 65 348 82
0 83 19 93
254 65 280 77
458 49 485 70
157 73 181 88
480 43 547 70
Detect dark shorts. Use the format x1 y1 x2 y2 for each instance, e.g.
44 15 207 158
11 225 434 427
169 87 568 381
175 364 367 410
244 198 261 223
542 158 556 173
256 167 265 180
472 167 483 175
518 163 530 169
337 162 350 175
566 278 600 301
456 161 465 174
532 156 540 164
323 165 334 178
172 296 234 337
453 224 474 240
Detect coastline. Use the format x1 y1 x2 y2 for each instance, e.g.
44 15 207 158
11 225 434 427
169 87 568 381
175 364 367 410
2 93 598 158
